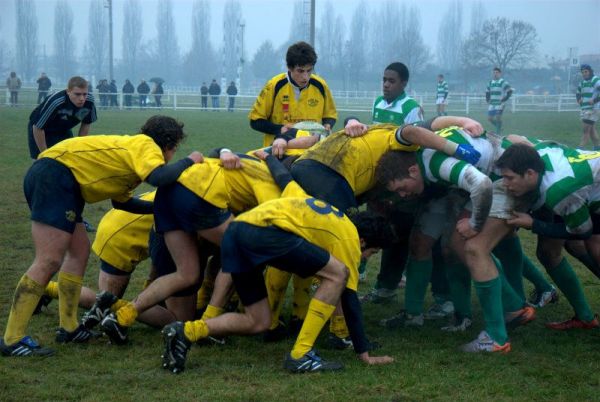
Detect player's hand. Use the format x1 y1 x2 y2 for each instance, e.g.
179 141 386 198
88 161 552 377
344 119 368 137
506 211 533 229
458 118 484 137
188 151 204 163
358 352 394 365
453 143 481 165
272 138 287 158
455 218 479 239
253 149 270 161
220 151 242 169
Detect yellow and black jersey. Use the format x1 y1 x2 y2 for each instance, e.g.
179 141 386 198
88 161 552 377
235 187 361 291
249 72 337 146
177 157 282 214
296 124 419 195
39 134 165 203
91 191 156 273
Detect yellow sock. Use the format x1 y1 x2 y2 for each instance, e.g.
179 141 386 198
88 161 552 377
58 271 83 332
292 275 313 320
115 302 138 327
45 280 59 299
196 277 215 311
329 314 350 338
290 298 335 359
4 274 45 345
201 304 224 320
265 266 291 330
111 299 128 312
184 320 209 342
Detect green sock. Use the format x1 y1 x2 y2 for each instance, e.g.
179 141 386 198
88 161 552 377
404 258 433 316
493 236 525 300
446 262 472 319
546 257 594 321
474 277 508 345
522 255 552 293
492 255 525 312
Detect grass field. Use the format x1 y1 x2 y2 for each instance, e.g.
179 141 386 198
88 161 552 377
0 107 598 401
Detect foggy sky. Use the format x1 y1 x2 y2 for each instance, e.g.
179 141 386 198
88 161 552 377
2 0 599 64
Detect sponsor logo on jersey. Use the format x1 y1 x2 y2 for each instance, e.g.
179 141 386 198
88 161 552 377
308 98 319 107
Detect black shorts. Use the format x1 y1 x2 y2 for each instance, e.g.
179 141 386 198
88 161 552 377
291 159 357 214
23 158 84 233
532 206 600 235
27 121 73 159
149 228 200 297
222 222 330 306
154 182 231 234
100 260 130 276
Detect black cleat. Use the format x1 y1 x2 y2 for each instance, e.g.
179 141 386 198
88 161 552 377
81 291 118 330
100 313 129 345
161 322 192 374
33 295 53 315
1 336 55 357
283 349 343 373
55 324 97 344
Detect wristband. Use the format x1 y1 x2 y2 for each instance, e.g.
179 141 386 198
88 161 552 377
442 141 459 155
219 148 232 155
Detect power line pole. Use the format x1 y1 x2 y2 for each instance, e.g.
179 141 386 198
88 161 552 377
310 0 315 46
105 0 114 80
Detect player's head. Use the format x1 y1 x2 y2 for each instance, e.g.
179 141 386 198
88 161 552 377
10 71 16 78
66 76 89 108
383 62 409 102
493 67 502 78
141 115 186 161
350 210 395 257
286 41 317 88
581 64 593 79
375 151 424 199
495 143 543 197
438 74 444 81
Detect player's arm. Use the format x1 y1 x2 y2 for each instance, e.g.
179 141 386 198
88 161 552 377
502 84 513 102
77 123 91 137
32 125 48 153
255 150 293 190
145 152 203 186
485 87 491 103
111 197 153 214
453 165 493 238
429 116 484 136
508 211 593 240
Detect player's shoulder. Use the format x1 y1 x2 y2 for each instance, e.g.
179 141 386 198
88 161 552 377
309 73 330 86
264 73 288 88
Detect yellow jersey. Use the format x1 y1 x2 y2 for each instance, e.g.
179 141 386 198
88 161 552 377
296 124 419 195
235 184 361 291
91 191 156 273
40 134 166 203
177 158 282 214
249 73 337 147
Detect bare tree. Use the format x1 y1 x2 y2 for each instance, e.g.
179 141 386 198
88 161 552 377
398 5 431 75
462 17 539 71
222 0 242 82
155 0 179 82
251 40 279 81
437 1 463 70
84 0 107 81
372 0 402 72
53 0 75 82
15 0 38 80
288 1 308 43
345 1 369 90
316 1 346 80
183 0 218 84
470 1 486 35
121 0 143 80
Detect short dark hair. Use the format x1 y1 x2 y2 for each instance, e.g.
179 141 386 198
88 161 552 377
350 210 396 249
495 143 544 175
286 41 317 68
68 76 88 90
141 115 186 150
385 62 409 82
375 151 418 185
493 67 501 73
581 64 594 75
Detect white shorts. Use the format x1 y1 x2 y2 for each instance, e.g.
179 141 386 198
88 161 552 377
463 180 535 221
581 109 600 123
414 191 469 243
436 97 447 105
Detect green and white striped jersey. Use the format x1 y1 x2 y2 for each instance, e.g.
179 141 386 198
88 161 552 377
576 75 600 110
372 92 423 125
486 79 511 106
532 142 600 235
436 81 449 99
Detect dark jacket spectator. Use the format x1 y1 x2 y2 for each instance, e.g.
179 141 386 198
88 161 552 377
137 80 150 107
200 82 208 109
208 79 221 110
122 79 134 108
36 73 52 104
226 81 238 112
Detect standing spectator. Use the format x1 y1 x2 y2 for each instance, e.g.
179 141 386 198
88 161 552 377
200 82 208 109
36 72 52 104
6 72 22 106
576 64 600 149
435 74 449 116
137 79 150 108
109 79 119 108
153 82 164 109
27 76 97 159
208 79 221 110
122 79 134 109
485 67 512 134
96 79 109 108
226 81 238 112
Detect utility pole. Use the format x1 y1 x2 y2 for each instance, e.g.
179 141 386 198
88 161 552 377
105 0 114 81
310 0 315 47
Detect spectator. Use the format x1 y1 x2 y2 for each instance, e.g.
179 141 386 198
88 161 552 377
122 79 134 109
200 82 208 110
153 82 164 109
137 79 150 108
109 79 119 108
6 72 22 106
208 79 221 110
96 79 109 108
36 72 52 104
226 81 238 112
